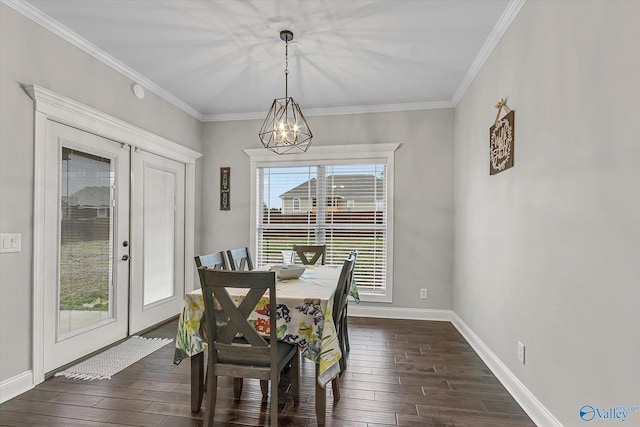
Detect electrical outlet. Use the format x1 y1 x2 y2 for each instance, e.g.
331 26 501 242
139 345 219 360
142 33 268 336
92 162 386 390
420 288 428 299
517 341 525 365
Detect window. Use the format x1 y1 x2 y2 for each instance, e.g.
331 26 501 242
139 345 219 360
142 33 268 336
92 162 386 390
245 144 398 302
96 207 109 218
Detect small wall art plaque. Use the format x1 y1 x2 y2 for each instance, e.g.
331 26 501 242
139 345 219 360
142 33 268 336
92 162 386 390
490 99 515 175
220 167 230 210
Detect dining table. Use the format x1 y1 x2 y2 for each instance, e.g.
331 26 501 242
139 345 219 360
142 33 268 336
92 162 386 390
173 264 355 426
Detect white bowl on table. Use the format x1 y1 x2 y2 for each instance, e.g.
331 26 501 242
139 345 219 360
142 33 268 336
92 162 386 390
271 265 306 280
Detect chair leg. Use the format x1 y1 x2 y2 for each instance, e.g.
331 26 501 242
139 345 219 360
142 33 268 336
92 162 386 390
290 351 300 405
233 378 243 400
344 305 350 352
332 376 341 403
342 315 349 359
315 363 326 426
205 369 217 427
338 318 348 374
260 380 269 401
270 368 279 427
191 352 204 412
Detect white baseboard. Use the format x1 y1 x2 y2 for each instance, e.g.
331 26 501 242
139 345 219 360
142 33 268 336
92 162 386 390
0 371 33 404
346 307 561 427
348 305 454 321
1 310 560 426
450 313 563 427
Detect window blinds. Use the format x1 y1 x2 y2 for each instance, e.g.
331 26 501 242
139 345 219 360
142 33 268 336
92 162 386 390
257 163 387 294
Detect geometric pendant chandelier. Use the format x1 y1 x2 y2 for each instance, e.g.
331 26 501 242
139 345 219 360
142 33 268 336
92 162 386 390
258 30 312 154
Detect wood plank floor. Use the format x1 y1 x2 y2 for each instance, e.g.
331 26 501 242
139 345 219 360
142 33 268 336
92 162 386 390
0 317 535 426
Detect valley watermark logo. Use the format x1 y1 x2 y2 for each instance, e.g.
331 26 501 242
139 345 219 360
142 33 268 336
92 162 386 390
579 405 640 422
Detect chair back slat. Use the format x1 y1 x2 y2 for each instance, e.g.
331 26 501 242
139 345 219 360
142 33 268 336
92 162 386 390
215 287 269 346
293 244 326 265
227 247 254 271
198 267 277 357
194 251 227 270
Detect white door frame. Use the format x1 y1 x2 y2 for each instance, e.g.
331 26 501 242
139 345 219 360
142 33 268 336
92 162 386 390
26 85 201 384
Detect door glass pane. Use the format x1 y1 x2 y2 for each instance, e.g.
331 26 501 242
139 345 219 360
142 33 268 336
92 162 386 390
143 166 175 305
59 147 113 336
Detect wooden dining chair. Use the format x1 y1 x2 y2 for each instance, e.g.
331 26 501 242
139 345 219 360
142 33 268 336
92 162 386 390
330 251 357 402
293 244 326 265
198 268 299 427
226 247 254 271
195 251 238 398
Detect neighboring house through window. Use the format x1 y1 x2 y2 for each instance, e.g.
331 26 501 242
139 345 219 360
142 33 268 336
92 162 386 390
244 143 398 302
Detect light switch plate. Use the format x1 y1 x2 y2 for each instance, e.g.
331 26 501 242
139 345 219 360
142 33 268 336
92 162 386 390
517 341 526 365
0 234 21 253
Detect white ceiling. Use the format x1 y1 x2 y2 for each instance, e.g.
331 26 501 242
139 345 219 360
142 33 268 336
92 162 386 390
11 0 522 121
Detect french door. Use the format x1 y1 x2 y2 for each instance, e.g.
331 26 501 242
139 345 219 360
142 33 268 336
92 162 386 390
43 121 130 373
129 149 185 333
43 120 185 373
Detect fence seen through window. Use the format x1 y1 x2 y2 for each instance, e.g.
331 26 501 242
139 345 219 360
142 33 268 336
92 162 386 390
257 163 388 295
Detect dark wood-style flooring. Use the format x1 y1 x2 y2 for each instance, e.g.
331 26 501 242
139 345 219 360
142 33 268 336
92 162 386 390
0 317 535 426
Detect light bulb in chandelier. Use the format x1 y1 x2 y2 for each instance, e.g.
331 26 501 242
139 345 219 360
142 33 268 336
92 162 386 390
274 119 301 144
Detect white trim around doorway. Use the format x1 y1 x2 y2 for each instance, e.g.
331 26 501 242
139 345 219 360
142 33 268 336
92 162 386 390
24 84 201 386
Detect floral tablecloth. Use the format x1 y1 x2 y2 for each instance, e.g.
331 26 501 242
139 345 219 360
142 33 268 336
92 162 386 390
174 265 354 386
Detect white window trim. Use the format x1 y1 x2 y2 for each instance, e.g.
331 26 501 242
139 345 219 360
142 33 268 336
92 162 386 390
244 143 399 303
292 197 301 211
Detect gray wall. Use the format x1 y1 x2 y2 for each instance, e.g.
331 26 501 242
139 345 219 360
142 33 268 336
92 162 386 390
0 4 203 383
453 1 640 425
202 109 455 310
6 1 638 424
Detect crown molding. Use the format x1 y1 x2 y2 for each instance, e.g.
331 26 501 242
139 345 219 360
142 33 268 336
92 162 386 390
4 0 522 122
203 100 455 122
451 0 526 105
2 0 204 121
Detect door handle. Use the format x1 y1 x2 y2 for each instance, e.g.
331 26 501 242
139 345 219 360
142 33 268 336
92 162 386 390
121 254 130 261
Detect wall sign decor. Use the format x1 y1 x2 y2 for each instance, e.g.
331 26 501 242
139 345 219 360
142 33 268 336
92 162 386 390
490 98 515 175
220 167 230 210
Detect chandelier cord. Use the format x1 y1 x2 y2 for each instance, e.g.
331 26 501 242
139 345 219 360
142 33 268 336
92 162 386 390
284 38 289 99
